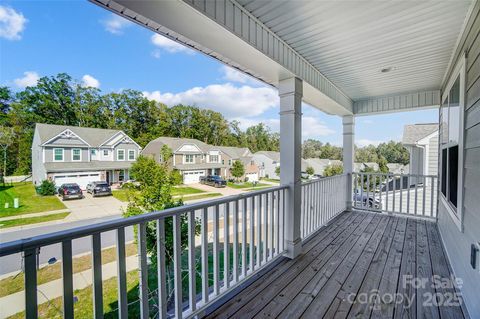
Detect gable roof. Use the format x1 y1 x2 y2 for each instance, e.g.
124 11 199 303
142 136 213 154
217 146 251 159
402 123 438 145
36 123 126 147
254 151 281 162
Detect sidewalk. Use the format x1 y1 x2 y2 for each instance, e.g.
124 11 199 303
0 255 138 318
0 209 70 222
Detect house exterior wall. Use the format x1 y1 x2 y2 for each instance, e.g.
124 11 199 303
44 147 89 163
428 134 438 175
252 154 279 179
113 142 139 161
437 3 480 317
31 128 46 185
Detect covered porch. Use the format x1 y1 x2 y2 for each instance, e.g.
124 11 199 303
1 0 479 318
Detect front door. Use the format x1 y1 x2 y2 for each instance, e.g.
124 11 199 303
106 171 110 184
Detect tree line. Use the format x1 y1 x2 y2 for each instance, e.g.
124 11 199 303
302 139 409 166
0 73 280 175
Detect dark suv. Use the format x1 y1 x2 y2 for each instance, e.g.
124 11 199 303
86 181 112 197
58 183 84 201
200 175 227 188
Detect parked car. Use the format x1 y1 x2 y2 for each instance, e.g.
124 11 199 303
86 181 112 197
353 189 381 209
58 183 84 201
200 175 227 188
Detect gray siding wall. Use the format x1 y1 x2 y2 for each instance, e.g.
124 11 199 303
253 154 279 179
44 147 89 163
113 143 140 161
428 134 438 176
31 128 46 185
438 3 480 317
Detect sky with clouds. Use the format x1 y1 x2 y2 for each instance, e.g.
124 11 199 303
0 1 438 147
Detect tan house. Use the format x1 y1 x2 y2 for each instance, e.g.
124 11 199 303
217 146 260 181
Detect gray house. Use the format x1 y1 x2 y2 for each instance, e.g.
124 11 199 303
252 151 281 179
32 123 141 188
142 137 228 184
402 123 439 180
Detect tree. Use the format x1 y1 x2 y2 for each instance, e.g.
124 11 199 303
306 166 315 175
324 164 343 177
378 156 389 173
377 141 409 165
274 166 280 177
230 160 245 181
170 169 183 185
0 126 15 178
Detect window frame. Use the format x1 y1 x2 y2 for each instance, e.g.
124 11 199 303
117 149 125 161
71 148 82 162
128 149 136 161
439 55 466 231
209 155 219 163
53 148 64 162
103 149 109 157
184 154 195 164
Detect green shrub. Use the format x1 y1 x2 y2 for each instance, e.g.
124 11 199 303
37 180 56 196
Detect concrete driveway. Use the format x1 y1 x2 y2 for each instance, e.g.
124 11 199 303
189 183 245 196
62 193 126 221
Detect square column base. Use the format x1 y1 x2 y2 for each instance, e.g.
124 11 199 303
285 237 302 259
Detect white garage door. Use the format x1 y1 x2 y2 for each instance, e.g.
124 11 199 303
183 170 205 184
246 172 259 182
53 172 101 190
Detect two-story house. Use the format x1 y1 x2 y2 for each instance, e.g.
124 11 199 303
31 123 141 189
217 146 260 181
141 137 228 184
253 151 310 179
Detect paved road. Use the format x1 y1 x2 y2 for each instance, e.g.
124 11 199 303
0 215 134 276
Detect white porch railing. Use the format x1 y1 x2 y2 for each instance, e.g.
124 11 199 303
352 172 438 219
300 174 348 240
0 186 287 319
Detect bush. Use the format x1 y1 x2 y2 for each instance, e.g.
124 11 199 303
37 179 56 196
170 169 183 186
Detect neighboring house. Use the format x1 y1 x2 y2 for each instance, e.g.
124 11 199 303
32 123 141 189
402 123 439 184
217 146 260 182
386 163 409 174
304 158 342 176
353 162 379 172
142 137 228 184
252 151 281 179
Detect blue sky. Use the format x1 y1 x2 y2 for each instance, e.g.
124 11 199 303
0 1 438 147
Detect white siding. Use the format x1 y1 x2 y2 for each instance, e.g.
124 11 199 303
428 134 438 176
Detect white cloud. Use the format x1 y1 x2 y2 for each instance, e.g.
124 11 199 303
143 83 278 118
102 14 132 35
81 74 100 88
151 49 161 59
151 34 194 54
356 139 383 147
0 6 27 40
14 71 39 88
221 65 259 85
302 116 335 138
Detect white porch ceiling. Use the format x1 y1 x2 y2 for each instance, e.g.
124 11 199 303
236 0 472 100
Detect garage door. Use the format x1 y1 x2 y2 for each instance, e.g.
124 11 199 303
53 172 101 190
246 172 259 182
183 170 205 184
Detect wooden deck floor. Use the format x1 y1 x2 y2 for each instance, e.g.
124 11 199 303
207 211 467 319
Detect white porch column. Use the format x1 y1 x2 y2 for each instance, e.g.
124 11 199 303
279 77 303 259
343 115 355 211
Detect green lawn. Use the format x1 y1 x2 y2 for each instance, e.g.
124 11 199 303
171 186 205 196
0 183 66 218
260 178 280 183
113 186 205 203
182 193 222 201
0 212 70 229
227 182 270 189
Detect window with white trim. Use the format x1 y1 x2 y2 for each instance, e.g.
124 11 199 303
53 148 64 162
72 148 81 161
128 149 136 161
117 149 125 161
184 154 194 164
439 56 465 229
103 149 109 156
209 155 219 163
